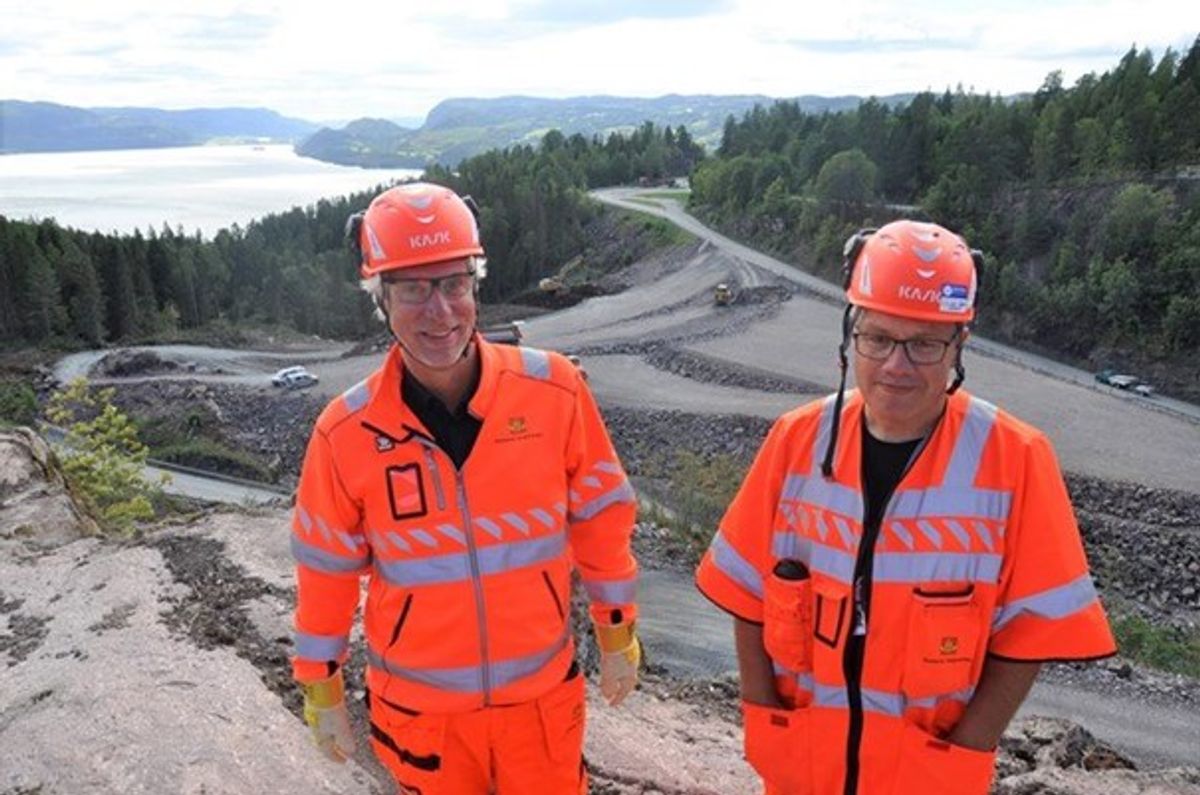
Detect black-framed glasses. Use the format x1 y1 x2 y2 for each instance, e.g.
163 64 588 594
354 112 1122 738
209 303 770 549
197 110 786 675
852 332 958 365
384 271 475 305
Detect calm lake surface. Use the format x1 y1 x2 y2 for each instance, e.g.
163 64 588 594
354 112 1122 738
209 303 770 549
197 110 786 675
0 144 422 237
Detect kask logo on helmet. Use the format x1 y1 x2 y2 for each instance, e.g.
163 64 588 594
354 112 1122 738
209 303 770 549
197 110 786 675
409 231 452 249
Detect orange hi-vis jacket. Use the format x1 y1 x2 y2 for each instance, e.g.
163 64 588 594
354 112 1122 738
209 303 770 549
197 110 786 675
696 389 1116 795
291 338 638 713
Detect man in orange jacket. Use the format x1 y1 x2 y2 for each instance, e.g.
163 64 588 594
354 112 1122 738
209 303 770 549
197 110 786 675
291 182 641 794
696 220 1116 795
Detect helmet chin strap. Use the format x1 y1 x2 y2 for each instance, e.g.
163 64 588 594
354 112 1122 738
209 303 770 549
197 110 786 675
820 304 855 479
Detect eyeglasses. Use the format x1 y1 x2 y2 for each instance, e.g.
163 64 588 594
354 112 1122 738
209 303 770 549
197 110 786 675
384 271 475 305
852 332 959 365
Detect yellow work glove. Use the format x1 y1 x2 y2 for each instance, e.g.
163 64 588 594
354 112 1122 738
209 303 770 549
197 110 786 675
300 670 356 762
593 617 641 707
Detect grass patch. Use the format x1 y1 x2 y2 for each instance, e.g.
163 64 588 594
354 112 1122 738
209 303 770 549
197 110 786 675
151 438 273 482
644 451 746 560
1111 612 1200 678
0 380 38 427
614 210 694 247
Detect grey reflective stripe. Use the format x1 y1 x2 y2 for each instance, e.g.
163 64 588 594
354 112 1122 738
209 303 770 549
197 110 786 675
342 380 370 412
771 531 855 583
582 475 602 488
905 686 975 711
874 551 1002 584
971 520 994 551
294 630 348 661
502 512 530 534
889 520 914 549
438 524 467 545
992 574 1099 632
583 576 637 604
945 519 972 549
771 663 815 694
385 530 411 554
942 397 998 487
474 517 504 540
375 532 566 587
810 395 838 476
291 534 368 574
553 502 567 516
803 682 973 717
367 627 569 692
594 461 622 475
833 515 856 549
296 505 313 533
917 519 943 549
570 479 635 522
530 508 556 528
422 446 446 511
815 514 829 542
782 475 864 520
710 530 763 598
315 515 334 545
814 682 848 708
887 487 1011 521
410 529 438 548
861 687 905 717
520 347 551 380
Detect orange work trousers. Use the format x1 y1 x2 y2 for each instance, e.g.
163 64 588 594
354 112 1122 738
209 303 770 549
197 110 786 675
368 671 587 795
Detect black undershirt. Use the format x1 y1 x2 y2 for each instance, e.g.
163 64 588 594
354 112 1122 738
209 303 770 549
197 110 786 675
861 426 921 530
401 362 482 469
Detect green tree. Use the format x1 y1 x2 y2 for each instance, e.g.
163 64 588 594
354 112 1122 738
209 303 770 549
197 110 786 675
45 378 164 532
813 148 878 217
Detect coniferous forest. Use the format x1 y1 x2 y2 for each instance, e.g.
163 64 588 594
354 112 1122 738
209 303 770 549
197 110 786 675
2 42 1198 397
690 41 1200 387
0 122 704 346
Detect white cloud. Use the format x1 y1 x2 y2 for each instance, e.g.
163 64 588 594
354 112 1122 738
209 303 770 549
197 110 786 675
0 0 1193 121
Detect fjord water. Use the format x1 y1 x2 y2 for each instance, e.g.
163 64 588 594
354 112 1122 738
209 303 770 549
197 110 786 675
0 144 422 236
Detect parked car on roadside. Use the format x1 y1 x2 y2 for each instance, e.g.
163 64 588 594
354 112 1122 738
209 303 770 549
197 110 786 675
272 366 317 389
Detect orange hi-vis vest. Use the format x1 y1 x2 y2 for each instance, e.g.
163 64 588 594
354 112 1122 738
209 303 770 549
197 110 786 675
291 339 638 713
696 389 1115 795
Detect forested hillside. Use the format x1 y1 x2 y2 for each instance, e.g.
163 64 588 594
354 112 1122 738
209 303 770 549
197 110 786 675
0 123 701 347
690 41 1200 395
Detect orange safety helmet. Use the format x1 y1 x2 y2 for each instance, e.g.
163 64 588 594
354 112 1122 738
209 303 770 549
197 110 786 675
842 220 981 323
349 182 484 279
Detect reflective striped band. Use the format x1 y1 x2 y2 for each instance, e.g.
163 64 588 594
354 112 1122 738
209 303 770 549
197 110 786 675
782 474 863 521
709 530 763 599
772 531 1000 585
375 532 566 587
367 626 570 693
292 534 370 574
294 630 349 662
807 682 974 718
886 487 1011 522
941 398 998 487
992 574 1099 632
342 379 370 412
520 347 551 380
582 575 637 605
570 479 635 522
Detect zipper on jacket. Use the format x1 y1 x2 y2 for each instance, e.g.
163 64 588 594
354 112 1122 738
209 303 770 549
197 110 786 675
455 471 492 704
841 436 930 795
421 446 447 510
542 571 565 620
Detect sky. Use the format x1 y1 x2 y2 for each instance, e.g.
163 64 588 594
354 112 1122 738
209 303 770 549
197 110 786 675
1 1 1196 125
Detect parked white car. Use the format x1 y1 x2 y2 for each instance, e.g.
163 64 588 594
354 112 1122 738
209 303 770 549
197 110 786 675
272 366 318 389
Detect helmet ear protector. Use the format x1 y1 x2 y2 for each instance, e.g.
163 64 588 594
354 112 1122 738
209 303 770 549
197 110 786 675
841 227 877 290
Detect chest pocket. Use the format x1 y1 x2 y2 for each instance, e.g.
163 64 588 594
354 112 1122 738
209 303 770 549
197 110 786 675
903 584 983 699
386 463 428 521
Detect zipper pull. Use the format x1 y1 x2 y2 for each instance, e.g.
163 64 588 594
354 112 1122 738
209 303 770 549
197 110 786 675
853 577 867 635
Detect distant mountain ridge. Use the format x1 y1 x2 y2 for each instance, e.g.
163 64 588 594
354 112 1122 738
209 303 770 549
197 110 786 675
296 92 918 168
0 100 318 153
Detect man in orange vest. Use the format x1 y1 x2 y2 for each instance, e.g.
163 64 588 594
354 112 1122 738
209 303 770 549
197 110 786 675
291 182 641 794
696 220 1116 795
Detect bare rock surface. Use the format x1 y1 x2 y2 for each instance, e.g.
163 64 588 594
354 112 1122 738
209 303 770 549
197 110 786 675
0 427 98 549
